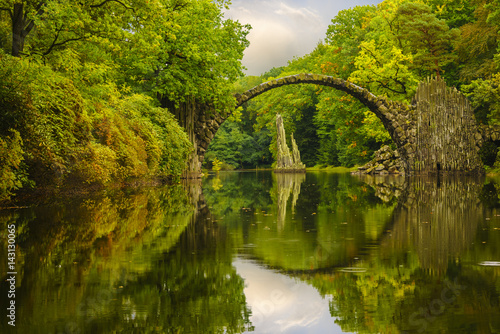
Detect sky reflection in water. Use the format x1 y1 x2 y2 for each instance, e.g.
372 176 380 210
234 257 345 334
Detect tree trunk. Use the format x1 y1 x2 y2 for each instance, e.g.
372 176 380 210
12 3 25 57
160 97 203 178
11 3 41 57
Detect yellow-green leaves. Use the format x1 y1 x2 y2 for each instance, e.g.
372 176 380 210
0 129 24 201
350 40 418 101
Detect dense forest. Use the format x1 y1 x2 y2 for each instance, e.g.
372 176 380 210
3 0 500 201
0 0 249 201
205 0 500 171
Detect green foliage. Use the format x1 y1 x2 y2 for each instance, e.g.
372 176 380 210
0 0 248 197
424 0 477 29
204 120 268 169
346 0 459 100
462 73 500 125
456 0 499 82
0 130 27 201
0 51 192 189
397 2 460 78
118 0 250 114
211 157 223 172
325 5 376 77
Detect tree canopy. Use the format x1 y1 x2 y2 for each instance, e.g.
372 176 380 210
0 0 250 200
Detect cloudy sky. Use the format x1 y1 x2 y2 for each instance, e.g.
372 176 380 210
225 0 381 76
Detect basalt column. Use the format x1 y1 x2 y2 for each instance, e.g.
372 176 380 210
412 77 484 174
163 99 224 178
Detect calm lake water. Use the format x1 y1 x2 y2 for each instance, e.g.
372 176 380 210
1 171 500 333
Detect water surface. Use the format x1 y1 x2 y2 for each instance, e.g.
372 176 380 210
1 171 499 333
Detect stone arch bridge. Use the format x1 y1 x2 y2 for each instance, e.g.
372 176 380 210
170 73 495 177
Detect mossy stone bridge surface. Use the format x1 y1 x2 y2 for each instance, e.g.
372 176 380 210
172 73 495 177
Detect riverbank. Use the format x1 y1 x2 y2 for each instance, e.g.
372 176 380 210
306 166 358 173
203 166 357 174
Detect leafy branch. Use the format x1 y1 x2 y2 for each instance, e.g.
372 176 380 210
89 0 133 10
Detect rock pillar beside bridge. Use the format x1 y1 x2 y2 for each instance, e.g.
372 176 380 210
410 77 483 174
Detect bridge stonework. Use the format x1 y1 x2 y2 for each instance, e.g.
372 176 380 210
170 73 487 177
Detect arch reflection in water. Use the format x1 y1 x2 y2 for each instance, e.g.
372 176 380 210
204 171 392 272
305 174 500 333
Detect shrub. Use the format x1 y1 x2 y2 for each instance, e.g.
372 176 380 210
0 130 26 201
0 53 192 195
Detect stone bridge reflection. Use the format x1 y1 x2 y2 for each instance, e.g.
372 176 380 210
297 175 500 333
227 173 489 275
201 171 500 332
369 175 485 274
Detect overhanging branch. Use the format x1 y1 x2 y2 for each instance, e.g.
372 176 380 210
89 0 134 11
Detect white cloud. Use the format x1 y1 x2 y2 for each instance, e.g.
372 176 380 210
241 19 297 75
225 0 381 76
275 2 324 32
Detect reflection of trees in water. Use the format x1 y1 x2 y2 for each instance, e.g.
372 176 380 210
273 172 306 231
0 186 194 332
0 183 250 333
117 200 251 334
202 172 274 217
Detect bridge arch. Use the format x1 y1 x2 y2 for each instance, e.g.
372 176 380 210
231 73 415 169
236 73 381 110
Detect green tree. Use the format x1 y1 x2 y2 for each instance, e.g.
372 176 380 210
347 0 420 100
0 0 132 57
396 2 460 79
456 0 500 81
118 0 250 113
424 0 477 28
319 5 393 166
204 120 268 169
463 73 500 125
325 5 376 77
